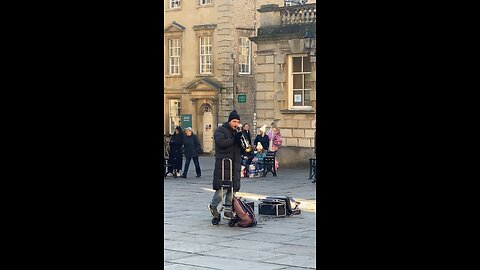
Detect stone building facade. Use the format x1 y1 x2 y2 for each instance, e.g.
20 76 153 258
163 0 285 154
250 3 317 167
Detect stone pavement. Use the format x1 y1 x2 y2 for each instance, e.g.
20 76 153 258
164 156 317 270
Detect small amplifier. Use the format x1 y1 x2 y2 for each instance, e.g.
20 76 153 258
258 202 286 217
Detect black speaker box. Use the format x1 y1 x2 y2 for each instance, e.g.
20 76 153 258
258 202 286 217
245 201 254 211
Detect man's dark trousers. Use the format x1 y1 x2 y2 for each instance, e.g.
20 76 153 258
183 157 201 177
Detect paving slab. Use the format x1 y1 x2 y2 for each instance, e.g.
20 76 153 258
164 250 198 261
188 227 254 237
170 255 287 270
276 267 315 270
275 245 317 257
164 263 217 270
214 239 287 250
199 247 286 262
263 254 316 269
174 233 230 244
163 231 192 240
164 240 221 253
290 237 316 247
230 232 306 243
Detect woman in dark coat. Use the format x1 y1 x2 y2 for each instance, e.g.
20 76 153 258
208 110 243 220
254 124 269 152
181 127 202 178
168 126 184 177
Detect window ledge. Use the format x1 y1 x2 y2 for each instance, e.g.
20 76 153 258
196 74 214 77
166 74 183 78
197 4 214 8
280 108 316 114
238 73 254 77
166 8 182 12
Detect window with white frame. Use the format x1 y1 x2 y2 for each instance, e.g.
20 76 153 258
199 0 213 5
169 0 181 9
289 55 312 107
168 38 181 75
239 37 251 74
169 100 181 134
199 36 212 74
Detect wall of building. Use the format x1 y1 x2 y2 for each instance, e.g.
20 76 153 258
164 0 287 152
163 0 316 160
251 3 317 168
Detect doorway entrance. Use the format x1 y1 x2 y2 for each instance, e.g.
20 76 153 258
203 104 213 153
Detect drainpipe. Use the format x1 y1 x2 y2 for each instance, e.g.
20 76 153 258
231 53 236 110
252 0 257 136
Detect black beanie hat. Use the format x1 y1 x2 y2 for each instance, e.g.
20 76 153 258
228 110 240 122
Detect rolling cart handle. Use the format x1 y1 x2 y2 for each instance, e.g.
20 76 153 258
222 158 233 183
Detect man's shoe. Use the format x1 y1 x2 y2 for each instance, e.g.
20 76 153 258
208 204 219 218
180 175 187 178
196 175 201 178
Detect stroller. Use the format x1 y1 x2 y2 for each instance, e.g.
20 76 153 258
209 158 256 227
164 156 178 178
164 137 182 178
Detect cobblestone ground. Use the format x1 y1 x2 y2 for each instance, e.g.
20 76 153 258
164 156 317 270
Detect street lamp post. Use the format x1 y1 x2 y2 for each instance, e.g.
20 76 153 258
303 27 316 56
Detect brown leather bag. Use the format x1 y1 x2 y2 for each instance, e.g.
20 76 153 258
232 196 257 227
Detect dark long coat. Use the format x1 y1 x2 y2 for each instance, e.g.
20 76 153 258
213 122 242 192
168 128 184 171
254 134 269 152
183 133 201 159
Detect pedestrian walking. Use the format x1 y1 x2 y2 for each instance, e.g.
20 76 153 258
168 126 184 177
181 127 202 178
208 110 243 219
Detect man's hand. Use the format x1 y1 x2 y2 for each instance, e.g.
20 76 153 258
234 131 242 143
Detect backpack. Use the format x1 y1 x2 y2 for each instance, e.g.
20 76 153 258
232 196 257 227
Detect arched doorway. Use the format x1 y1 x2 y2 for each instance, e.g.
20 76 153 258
202 104 214 153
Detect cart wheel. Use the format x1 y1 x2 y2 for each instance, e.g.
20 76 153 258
228 216 239 227
212 217 220 225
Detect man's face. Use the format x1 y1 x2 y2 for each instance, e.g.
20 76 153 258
229 119 240 129
185 130 192 136
244 124 250 131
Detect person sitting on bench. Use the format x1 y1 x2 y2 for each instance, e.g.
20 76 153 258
252 142 266 177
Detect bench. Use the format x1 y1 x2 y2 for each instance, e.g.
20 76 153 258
263 151 277 177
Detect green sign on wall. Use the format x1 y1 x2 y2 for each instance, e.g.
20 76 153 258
237 94 247 103
181 114 192 129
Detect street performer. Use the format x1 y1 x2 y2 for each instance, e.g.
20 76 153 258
208 110 243 220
